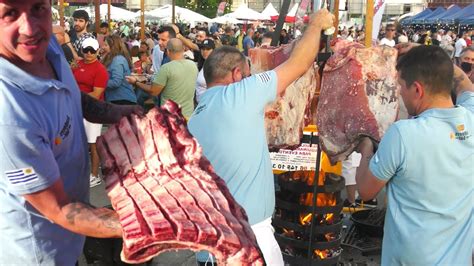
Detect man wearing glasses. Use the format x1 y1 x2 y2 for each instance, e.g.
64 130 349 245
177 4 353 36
380 24 396 47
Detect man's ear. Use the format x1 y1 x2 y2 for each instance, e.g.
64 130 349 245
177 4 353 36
412 81 425 99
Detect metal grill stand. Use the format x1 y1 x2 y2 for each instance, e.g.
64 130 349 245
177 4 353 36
273 133 345 265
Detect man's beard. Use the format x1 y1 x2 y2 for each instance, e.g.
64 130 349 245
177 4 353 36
75 25 85 33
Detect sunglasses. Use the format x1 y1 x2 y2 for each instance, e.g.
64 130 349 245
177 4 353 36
82 47 97 54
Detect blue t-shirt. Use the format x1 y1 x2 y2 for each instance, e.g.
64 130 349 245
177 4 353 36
243 36 255 56
188 71 277 226
370 91 474 265
0 38 89 264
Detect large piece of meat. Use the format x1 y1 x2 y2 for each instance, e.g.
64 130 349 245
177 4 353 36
249 42 319 149
316 41 400 164
96 101 263 265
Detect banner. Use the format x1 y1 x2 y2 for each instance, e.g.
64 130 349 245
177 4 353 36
216 1 226 17
372 0 386 42
296 0 311 26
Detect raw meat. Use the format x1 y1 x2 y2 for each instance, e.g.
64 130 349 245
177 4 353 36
249 42 320 149
96 101 263 265
316 40 400 164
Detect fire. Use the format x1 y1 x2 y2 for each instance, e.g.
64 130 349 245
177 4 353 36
294 171 337 225
314 249 329 259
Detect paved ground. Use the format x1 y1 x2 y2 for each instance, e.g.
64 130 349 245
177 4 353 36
79 176 384 265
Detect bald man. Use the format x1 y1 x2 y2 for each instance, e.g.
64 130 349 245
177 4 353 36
52 25 78 62
127 38 198 118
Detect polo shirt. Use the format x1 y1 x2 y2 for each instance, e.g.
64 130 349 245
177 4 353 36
188 70 278 225
0 37 89 265
370 91 474 265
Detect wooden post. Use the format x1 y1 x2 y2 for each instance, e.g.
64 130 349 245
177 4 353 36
333 0 339 38
141 0 145 40
94 0 100 34
365 0 374 47
172 0 176 24
59 0 65 27
108 0 111 25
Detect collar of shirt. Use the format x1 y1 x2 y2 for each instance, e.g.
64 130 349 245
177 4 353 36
416 106 466 119
0 38 73 95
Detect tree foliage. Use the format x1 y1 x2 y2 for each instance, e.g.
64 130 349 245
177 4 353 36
176 0 233 18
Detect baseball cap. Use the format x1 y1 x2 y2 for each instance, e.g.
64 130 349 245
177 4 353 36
73 10 90 21
201 39 215 49
82 37 99 50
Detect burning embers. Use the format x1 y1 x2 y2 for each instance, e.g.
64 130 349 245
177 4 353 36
273 170 345 265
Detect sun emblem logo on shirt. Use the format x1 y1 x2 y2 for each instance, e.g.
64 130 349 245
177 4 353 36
24 168 33 174
55 137 62 145
451 124 470 141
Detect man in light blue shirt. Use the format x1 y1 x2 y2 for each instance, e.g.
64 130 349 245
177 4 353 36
188 9 335 265
356 45 473 265
0 1 140 264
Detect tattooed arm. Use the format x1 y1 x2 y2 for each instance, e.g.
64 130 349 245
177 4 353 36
453 64 474 97
23 179 122 238
81 92 144 124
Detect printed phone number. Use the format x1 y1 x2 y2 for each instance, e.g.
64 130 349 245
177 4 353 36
272 164 314 171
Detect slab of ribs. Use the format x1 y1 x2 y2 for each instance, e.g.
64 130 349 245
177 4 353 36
317 40 401 164
96 101 263 265
249 42 320 149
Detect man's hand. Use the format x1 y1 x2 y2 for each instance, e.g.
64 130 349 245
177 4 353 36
111 104 145 122
171 24 180 35
81 92 144 124
356 137 376 155
310 9 335 31
125 75 138 85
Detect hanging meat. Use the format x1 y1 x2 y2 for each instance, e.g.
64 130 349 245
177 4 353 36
96 101 263 265
249 42 320 149
316 40 401 164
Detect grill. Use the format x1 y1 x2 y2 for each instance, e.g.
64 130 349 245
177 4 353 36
273 134 345 265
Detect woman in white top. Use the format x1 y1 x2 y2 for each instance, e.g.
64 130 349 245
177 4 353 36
195 39 215 103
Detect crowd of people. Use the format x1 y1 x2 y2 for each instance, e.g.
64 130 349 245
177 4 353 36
0 1 472 265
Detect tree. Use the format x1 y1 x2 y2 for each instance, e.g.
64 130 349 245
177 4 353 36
177 0 232 18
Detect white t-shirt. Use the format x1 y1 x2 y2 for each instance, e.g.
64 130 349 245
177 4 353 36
195 68 206 103
454 38 467 57
379 38 395 47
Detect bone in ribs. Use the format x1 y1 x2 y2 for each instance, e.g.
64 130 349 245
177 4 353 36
96 100 263 265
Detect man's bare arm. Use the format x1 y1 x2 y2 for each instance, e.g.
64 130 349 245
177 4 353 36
23 179 122 238
81 92 143 124
355 138 387 201
274 9 334 96
453 64 474 96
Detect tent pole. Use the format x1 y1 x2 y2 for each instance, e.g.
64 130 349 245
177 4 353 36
365 0 374 47
272 0 291 46
141 0 145 40
95 0 100 34
108 0 111 26
59 0 65 27
333 0 340 38
172 0 176 24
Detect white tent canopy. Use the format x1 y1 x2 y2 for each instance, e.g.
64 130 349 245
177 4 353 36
145 5 211 24
287 3 298 17
227 4 270 21
77 4 136 21
261 3 279 17
211 14 242 24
